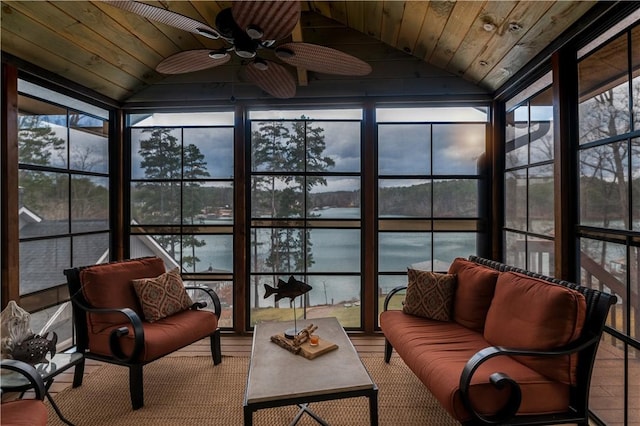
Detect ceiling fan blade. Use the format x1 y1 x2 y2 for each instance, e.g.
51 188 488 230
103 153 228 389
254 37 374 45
244 60 296 99
231 1 300 41
104 1 221 40
156 50 230 74
276 43 372 76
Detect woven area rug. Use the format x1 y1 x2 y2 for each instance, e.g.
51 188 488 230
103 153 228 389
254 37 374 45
47 355 458 425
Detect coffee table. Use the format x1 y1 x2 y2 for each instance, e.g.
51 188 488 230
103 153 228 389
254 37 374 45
1 352 83 426
243 317 378 426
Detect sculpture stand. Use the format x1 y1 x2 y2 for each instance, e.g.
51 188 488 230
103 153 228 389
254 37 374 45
284 303 299 339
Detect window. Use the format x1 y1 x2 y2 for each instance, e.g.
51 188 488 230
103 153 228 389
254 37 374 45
248 109 363 328
504 79 555 276
17 79 110 348
376 106 489 321
128 112 235 328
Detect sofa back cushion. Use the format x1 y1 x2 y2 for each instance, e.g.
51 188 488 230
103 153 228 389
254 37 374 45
448 258 499 332
483 271 587 384
402 269 457 321
80 257 166 333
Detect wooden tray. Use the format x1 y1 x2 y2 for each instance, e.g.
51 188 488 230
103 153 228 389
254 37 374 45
299 338 338 360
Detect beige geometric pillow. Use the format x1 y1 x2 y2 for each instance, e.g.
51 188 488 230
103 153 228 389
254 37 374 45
402 268 456 321
132 267 193 322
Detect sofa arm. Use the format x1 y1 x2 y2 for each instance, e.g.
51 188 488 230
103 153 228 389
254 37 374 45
70 296 144 363
459 333 601 424
1 359 47 400
185 285 222 319
383 286 407 311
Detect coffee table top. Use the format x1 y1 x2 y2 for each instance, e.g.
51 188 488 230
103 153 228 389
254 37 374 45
245 317 375 405
1 352 83 389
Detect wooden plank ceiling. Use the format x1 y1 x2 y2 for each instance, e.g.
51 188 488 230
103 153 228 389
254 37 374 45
0 1 597 104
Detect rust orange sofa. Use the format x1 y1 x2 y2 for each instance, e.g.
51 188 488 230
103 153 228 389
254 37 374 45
380 256 617 426
64 256 222 409
1 359 48 426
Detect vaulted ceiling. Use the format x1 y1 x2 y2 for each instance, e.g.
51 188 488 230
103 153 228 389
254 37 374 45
1 1 599 104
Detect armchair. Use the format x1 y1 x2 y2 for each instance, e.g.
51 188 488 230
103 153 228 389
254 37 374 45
64 256 222 409
1 359 48 426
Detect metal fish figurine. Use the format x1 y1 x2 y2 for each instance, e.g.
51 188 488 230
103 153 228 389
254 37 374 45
11 331 58 365
264 276 312 302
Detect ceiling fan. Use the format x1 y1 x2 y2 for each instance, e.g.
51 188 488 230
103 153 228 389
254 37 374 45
104 1 372 99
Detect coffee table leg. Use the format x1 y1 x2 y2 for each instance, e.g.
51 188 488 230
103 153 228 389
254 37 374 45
243 405 253 426
291 404 329 426
369 390 379 426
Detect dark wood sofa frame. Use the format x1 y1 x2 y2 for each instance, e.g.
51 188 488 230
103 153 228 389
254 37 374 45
64 258 222 409
383 255 617 426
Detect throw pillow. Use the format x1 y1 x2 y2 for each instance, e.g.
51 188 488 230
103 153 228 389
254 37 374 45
402 268 456 321
132 267 193 322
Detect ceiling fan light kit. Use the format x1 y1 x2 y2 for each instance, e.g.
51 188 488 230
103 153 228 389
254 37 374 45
106 0 372 99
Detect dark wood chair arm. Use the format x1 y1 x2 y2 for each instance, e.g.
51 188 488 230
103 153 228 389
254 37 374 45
383 286 407 311
69 296 144 362
185 285 222 319
1 359 47 400
459 333 601 425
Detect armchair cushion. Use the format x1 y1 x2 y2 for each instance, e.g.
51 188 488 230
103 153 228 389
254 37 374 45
79 257 166 333
1 400 48 426
132 267 193 322
402 269 456 321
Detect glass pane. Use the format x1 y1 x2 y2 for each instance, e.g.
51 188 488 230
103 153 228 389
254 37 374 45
184 280 233 328
504 231 526 269
131 182 181 224
579 142 628 229
590 337 626 426
308 177 360 218
379 179 430 217
504 169 526 231
433 179 478 217
183 127 233 178
529 88 554 164
18 95 68 168
19 238 70 295
29 303 74 350
69 114 108 173
185 181 233 224
505 105 528 168
310 121 360 172
250 228 305 274
72 233 109 268
433 232 477 270
306 275 361 328
71 175 109 233
633 26 640 132
308 229 360 272
527 238 555 276
579 33 630 144
129 111 234 126
131 128 182 180
633 138 640 231
432 123 485 175
250 109 362 120
251 121 303 172
528 164 554 236
378 124 430 175
129 235 182 267
378 232 430 272
181 234 233 274
580 238 627 334
376 107 488 122
251 176 304 218
18 171 69 238
377 275 407 315
631 246 639 340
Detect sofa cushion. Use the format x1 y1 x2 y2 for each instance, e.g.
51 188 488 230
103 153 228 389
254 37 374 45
448 258 499 332
380 311 571 422
1 399 48 426
132 267 193 322
403 269 456 321
79 257 166 333
483 271 587 384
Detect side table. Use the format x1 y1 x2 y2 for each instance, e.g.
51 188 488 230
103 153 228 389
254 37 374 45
1 352 84 426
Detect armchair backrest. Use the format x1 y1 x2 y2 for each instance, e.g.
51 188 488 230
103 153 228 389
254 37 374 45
65 257 166 345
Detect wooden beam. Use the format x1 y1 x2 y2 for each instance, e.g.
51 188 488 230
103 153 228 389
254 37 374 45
291 22 308 86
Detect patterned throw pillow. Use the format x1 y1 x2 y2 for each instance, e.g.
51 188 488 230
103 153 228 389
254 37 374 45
402 268 456 321
132 268 193 322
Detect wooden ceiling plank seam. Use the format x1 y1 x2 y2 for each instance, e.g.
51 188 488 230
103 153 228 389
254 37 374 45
463 0 556 85
1 4 147 91
363 1 384 40
380 1 406 47
481 0 597 89
328 1 348 26
158 0 219 49
447 1 519 77
345 1 364 35
185 1 224 34
414 0 456 62
1 27 133 101
430 1 487 69
395 1 430 56
310 1 333 20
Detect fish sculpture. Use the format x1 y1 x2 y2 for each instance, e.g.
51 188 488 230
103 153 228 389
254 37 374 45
264 276 312 302
11 332 58 365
